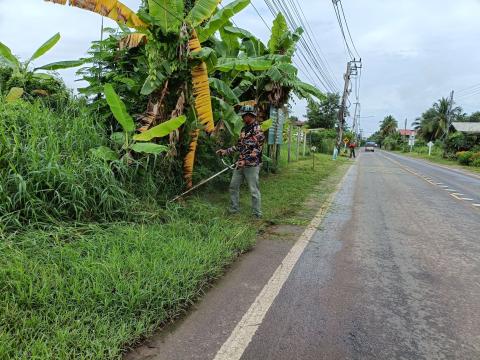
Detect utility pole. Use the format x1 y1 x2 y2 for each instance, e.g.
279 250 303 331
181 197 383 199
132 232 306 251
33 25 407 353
336 59 362 152
446 90 454 138
336 61 351 151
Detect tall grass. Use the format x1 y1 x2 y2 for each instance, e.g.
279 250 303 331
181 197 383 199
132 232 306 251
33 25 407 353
0 100 132 232
0 204 255 359
0 155 349 359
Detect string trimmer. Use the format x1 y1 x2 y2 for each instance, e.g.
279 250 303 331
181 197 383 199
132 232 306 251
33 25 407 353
170 159 235 202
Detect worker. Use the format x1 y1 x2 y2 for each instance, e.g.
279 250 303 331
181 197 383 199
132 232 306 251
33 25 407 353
349 140 356 158
216 105 265 218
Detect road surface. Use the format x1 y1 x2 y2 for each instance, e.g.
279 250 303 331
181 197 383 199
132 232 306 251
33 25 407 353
127 151 480 360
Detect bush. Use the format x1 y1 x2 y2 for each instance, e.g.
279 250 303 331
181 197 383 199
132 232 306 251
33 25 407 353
456 151 474 165
310 129 337 154
446 132 467 153
383 135 401 150
472 158 480 167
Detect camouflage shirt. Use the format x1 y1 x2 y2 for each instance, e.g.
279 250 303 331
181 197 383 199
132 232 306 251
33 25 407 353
226 121 265 168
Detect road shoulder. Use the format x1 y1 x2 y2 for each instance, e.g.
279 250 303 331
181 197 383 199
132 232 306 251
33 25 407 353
389 150 480 179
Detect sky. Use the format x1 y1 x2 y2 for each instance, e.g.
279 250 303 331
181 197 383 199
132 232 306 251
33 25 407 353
1 0 480 136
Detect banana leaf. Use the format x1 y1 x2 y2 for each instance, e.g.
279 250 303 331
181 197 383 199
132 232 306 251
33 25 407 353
148 0 183 34
133 115 186 141
198 0 250 42
187 0 220 27
28 33 61 65
131 142 169 154
104 83 135 132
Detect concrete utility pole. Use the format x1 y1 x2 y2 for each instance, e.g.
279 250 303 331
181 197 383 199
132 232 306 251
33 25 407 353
446 90 454 137
336 61 351 151
336 59 362 151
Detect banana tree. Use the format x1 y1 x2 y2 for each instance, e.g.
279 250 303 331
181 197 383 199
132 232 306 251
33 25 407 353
212 13 325 119
0 33 83 99
45 0 250 188
91 83 186 162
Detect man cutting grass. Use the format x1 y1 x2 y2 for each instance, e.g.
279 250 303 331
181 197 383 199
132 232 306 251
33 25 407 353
217 105 265 218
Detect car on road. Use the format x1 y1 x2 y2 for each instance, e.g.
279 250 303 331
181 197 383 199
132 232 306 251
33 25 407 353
365 142 376 152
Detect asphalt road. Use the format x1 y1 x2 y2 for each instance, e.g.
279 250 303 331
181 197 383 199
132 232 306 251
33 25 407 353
240 151 480 359
127 151 480 360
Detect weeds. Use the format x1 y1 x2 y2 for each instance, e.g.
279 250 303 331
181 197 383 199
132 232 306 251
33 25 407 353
0 154 349 359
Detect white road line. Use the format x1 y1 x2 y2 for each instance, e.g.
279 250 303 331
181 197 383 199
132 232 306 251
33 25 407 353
436 183 443 185
445 189 457 192
440 185 449 188
452 193 465 196
461 198 474 201
213 165 353 360
473 204 480 207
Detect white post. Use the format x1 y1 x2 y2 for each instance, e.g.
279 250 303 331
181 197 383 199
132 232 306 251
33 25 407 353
303 130 307 157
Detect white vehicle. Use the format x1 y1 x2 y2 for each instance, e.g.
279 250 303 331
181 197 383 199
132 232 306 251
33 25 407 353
365 142 376 152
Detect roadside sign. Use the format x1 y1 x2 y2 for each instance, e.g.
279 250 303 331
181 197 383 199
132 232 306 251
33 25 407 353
427 141 434 156
408 135 415 151
343 137 349 144
268 107 286 145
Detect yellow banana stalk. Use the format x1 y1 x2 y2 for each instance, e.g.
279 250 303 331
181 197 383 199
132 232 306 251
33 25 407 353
189 30 215 133
184 129 200 189
44 0 147 29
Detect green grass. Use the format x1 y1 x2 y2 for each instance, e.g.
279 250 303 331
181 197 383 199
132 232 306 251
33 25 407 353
393 150 480 174
0 100 133 232
0 154 349 360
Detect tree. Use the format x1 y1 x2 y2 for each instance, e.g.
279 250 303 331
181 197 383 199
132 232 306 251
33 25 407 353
0 33 82 102
413 98 462 141
305 92 340 129
467 111 480 122
379 115 398 137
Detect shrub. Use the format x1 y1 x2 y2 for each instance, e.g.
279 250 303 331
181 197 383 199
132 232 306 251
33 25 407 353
456 151 474 165
310 129 337 154
383 135 400 150
472 158 480 167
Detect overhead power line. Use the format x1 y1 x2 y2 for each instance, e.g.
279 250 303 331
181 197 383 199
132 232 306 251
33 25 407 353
332 0 360 61
263 0 340 93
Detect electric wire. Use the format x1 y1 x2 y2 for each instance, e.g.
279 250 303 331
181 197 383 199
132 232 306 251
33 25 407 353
332 1 355 60
283 0 340 89
338 1 360 59
226 0 324 91
265 0 339 92
289 0 340 88
274 0 339 91
266 0 338 91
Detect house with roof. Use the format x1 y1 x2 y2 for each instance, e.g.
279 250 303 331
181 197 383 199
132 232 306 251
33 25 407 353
451 122 480 134
398 129 417 137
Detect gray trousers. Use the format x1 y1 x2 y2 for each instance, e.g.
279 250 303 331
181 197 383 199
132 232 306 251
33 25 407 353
229 166 262 216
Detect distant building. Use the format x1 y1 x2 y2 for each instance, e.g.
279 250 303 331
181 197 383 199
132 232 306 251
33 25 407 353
398 129 417 137
451 122 480 134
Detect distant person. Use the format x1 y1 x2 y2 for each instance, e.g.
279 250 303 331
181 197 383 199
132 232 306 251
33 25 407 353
216 105 265 218
349 141 356 158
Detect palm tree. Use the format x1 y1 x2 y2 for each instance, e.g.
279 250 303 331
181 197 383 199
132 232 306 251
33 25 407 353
380 115 398 137
414 98 462 141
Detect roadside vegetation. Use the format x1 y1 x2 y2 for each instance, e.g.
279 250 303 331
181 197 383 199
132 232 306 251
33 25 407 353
0 155 348 359
0 0 351 358
369 97 480 170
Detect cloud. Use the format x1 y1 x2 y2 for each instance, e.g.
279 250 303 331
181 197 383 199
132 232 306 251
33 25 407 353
1 0 480 136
